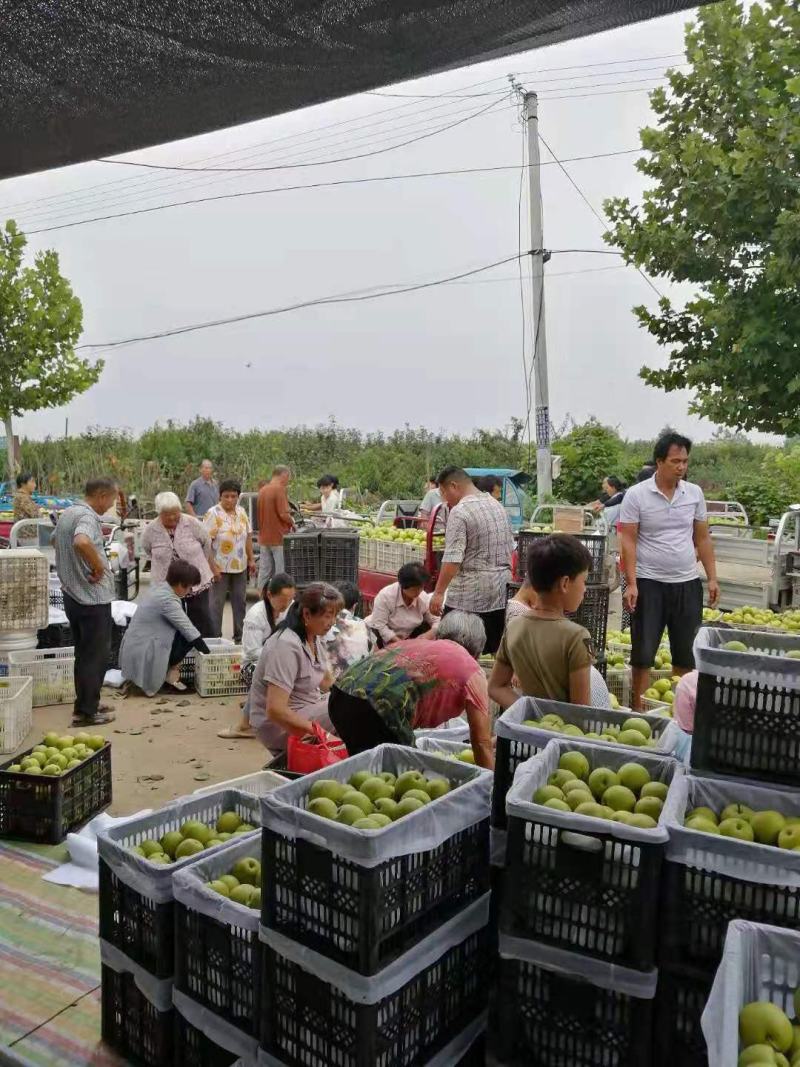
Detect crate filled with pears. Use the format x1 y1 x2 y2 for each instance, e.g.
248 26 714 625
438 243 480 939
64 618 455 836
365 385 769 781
499 736 681 971
260 744 493 974
97 789 261 979
0 728 111 843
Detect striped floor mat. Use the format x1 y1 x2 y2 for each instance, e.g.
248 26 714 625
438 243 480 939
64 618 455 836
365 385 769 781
0 839 124 1066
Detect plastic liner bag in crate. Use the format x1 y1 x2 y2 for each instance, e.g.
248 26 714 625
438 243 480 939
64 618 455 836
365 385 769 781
172 991 248 1067
691 626 800 785
493 932 657 1067
501 738 683 970
414 715 470 741
492 695 684 829
701 919 800 1067
415 735 493 769
259 743 492 974
0 675 33 754
100 938 174 1067
97 788 262 978
172 835 266 1057
659 773 800 976
258 893 490 1067
172 1004 240 1067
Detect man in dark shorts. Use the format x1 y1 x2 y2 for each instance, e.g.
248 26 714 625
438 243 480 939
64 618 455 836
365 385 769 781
619 431 719 709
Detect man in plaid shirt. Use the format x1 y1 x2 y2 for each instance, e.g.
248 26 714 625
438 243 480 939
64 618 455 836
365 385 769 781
429 467 515 654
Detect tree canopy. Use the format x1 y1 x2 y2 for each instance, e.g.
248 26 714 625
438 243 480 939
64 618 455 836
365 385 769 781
0 219 97 479
604 0 800 435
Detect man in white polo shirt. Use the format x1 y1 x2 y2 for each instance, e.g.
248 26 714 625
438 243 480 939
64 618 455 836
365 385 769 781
619 431 719 709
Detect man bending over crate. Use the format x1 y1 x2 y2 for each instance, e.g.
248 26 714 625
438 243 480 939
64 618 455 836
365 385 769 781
619 431 719 710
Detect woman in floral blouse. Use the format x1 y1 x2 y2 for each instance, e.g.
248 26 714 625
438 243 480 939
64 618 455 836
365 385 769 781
203 479 256 641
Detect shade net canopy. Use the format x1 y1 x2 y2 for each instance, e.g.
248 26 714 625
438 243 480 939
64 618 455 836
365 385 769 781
1 0 712 180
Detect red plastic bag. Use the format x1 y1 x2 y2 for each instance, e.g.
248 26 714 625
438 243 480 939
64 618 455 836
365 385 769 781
287 722 347 774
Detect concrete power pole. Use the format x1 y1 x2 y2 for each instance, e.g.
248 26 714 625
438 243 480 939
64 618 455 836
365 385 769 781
523 91 552 503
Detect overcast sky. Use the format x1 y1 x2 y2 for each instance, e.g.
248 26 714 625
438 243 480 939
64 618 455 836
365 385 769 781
0 6 746 447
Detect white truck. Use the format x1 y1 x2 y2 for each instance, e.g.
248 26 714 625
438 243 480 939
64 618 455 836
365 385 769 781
704 504 800 611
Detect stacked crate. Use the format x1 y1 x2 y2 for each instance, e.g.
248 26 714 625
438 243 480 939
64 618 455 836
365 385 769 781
654 625 800 1066
489 735 682 1065
701 920 800 1067
257 744 493 1066
96 789 262 1066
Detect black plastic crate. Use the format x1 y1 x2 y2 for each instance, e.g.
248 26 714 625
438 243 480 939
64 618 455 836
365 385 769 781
491 698 674 830
101 963 173 1067
653 967 711 1067
173 1010 239 1067
518 530 606 585
174 901 261 1039
0 741 112 844
658 857 800 977
282 529 321 584
692 671 800 786
320 528 359 583
262 818 489 974
36 621 73 649
500 819 664 970
98 789 261 978
568 583 610 657
492 953 654 1066
260 925 490 1067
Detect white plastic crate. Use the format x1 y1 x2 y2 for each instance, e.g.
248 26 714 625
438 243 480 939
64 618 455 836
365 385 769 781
0 549 49 631
180 637 235 686
7 647 75 707
605 665 631 706
192 769 288 797
358 537 378 570
400 542 425 564
642 696 671 714
375 540 404 575
702 920 800 1067
195 646 247 697
0 676 33 753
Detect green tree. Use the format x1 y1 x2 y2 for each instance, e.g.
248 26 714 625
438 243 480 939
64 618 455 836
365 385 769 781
0 219 98 482
604 0 800 435
552 420 627 503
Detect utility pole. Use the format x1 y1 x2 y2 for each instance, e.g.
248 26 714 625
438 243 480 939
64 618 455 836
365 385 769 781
523 91 552 503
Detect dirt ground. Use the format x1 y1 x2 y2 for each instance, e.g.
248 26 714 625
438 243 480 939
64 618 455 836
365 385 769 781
10 590 269 816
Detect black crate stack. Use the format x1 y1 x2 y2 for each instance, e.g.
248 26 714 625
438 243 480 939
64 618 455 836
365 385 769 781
257 747 493 1066
96 790 261 1067
282 527 359 586
488 734 682 1066
653 625 800 1066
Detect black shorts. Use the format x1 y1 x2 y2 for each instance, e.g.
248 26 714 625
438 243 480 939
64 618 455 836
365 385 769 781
442 606 505 656
630 577 702 670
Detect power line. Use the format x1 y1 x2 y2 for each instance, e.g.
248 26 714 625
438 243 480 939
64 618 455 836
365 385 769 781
76 253 527 351
1 76 515 217
10 95 513 225
96 96 508 174
537 132 663 299
372 61 686 97
513 52 684 76
26 148 644 235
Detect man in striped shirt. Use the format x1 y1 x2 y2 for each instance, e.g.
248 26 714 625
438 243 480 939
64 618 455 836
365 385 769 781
54 477 120 726
429 467 515 654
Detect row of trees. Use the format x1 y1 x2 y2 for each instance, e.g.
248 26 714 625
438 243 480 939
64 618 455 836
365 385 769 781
16 415 796 526
2 1 798 480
